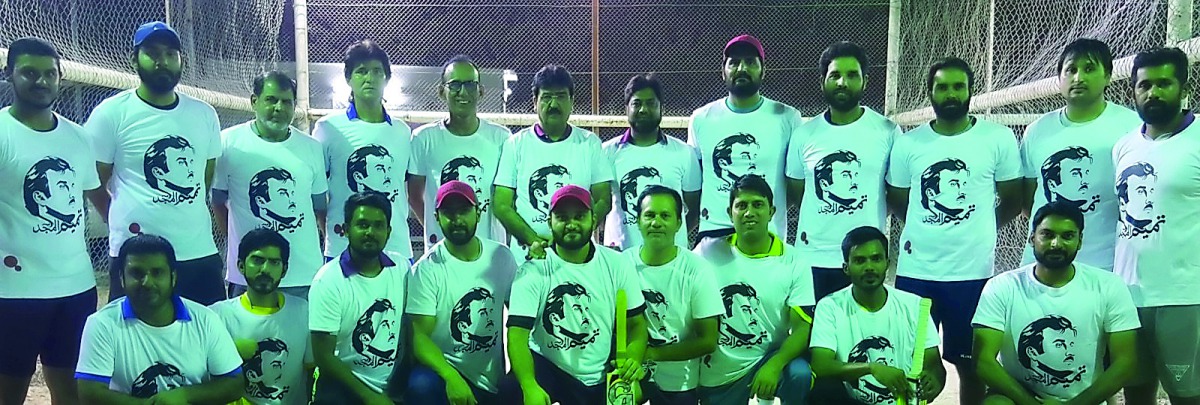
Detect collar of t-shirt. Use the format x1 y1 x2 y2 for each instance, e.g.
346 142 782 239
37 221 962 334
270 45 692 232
136 91 180 111
552 242 597 263
533 123 572 143
724 96 765 114
239 292 286 315
1140 110 1195 138
617 128 668 146
728 233 784 258
338 250 398 277
121 296 193 322
346 101 394 125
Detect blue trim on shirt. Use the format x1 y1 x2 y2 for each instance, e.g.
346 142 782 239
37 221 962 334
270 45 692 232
75 372 112 384
215 366 243 378
346 102 393 125
120 296 192 321
338 250 398 277
533 124 572 143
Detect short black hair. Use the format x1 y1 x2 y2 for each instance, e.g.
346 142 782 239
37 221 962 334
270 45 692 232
1131 47 1189 88
926 57 975 93
342 39 391 81
252 70 298 98
5 37 61 77
441 54 478 83
818 41 869 78
115 234 177 276
344 191 392 224
1058 38 1113 76
1031 200 1086 234
532 64 574 97
237 228 291 264
636 185 683 218
624 73 664 105
841 226 889 262
728 174 773 209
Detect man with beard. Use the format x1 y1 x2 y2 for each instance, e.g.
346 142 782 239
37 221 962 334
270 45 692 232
688 34 801 242
506 185 647 405
85 21 225 304
410 55 511 251
810 226 945 405
602 74 702 250
210 228 315 405
973 201 1139 404
786 41 901 301
213 71 327 299
885 57 1023 405
75 234 245 403
0 37 100 405
693 175 814 404
406 181 518 404
1019 39 1140 272
1112 47 1200 405
309 192 409 405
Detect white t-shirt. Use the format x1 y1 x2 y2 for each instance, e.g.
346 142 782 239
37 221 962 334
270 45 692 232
1020 103 1141 271
75 297 243 398
214 122 327 287
410 120 510 250
210 294 313 405
692 236 815 387
810 286 939 405
972 263 1140 400
624 247 722 391
85 90 221 260
602 131 701 249
406 239 518 393
886 118 1022 281
687 97 801 235
308 251 409 393
785 108 899 268
1112 113 1200 307
313 112 415 259
0 108 100 298
508 245 646 386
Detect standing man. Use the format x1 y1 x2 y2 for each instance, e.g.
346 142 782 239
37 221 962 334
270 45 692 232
410 55 511 251
213 71 327 298
0 37 100 405
886 57 1024 405
602 74 702 249
314 39 416 263
688 34 802 241
1019 39 1141 271
1113 47 1200 405
406 181 519 404
786 41 900 300
85 21 225 304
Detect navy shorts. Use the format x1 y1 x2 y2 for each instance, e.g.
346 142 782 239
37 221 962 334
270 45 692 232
894 276 988 365
0 288 98 376
811 267 852 301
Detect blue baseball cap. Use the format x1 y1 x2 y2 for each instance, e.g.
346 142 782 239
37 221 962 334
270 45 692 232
133 21 181 49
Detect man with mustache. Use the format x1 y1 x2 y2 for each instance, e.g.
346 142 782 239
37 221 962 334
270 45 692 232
406 181 518 405
1019 39 1140 272
885 57 1024 405
1112 47 1200 405
213 71 326 300
973 201 1139 405
85 21 225 305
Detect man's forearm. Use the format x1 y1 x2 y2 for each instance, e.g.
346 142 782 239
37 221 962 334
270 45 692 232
173 375 244 404
626 316 648 364
495 206 541 246
86 189 112 222
813 358 875 382
413 332 460 381
314 349 379 400
407 177 426 227
766 315 810 368
507 328 538 388
78 381 147 405
977 358 1040 405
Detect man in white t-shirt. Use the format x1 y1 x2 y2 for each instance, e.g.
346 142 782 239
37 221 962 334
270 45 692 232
1019 39 1141 271
885 57 1024 405
810 226 945 405
410 55 511 251
1112 47 1200 405
786 41 900 300
602 74 702 250
973 201 1140 405
506 185 648 405
314 39 417 263
84 21 225 305
688 34 802 241
405 181 518 404
494 65 613 260
623 185 720 404
210 228 315 405
309 192 409 405
213 71 327 299
693 174 815 404
0 37 100 405
75 234 245 403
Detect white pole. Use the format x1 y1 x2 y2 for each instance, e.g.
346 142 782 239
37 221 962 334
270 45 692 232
984 0 996 117
1166 0 1194 45
885 0 901 116
164 0 171 25
294 0 312 131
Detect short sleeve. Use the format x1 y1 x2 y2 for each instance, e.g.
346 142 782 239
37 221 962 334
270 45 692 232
204 312 244 376
808 298 838 350
405 260 440 317
590 136 614 184
312 120 334 175
405 130 420 176
689 260 723 319
1019 126 1038 179
308 140 329 194
507 260 545 320
994 127 1022 181
84 103 119 165
75 316 115 378
785 258 816 308
493 135 519 189
307 276 343 333
685 111 700 149
970 276 1008 331
499 248 520 303
886 136 911 188
409 131 428 177
682 144 702 192
204 107 223 160
1102 276 1141 333
211 131 232 191
785 125 808 180
74 130 102 191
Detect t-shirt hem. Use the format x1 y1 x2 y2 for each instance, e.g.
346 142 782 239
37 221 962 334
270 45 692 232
0 277 96 299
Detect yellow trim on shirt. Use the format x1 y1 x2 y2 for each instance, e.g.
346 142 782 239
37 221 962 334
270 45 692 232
239 292 285 315
729 233 785 258
792 305 813 324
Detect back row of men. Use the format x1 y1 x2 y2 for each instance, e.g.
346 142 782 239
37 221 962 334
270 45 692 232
0 19 1197 405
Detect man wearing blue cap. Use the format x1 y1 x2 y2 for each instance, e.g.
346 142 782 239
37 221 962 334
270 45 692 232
85 21 227 305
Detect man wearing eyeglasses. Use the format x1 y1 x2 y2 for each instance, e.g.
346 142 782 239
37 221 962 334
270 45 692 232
410 55 512 252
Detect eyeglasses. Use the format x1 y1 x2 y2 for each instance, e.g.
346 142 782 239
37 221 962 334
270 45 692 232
445 80 479 93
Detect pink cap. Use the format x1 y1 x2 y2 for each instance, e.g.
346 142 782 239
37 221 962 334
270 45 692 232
550 185 592 211
435 180 478 209
725 34 765 61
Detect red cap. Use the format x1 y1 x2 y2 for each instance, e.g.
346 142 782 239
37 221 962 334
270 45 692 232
550 185 592 211
435 180 478 209
724 34 765 61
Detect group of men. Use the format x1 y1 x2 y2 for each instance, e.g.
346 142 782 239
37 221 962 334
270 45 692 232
0 16 1197 405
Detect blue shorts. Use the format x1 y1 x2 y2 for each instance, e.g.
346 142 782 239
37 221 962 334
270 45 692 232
0 288 98 376
894 276 988 365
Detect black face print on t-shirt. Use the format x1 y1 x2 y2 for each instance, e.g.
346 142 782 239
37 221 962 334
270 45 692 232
245 338 290 400
717 283 767 349
712 133 760 192
642 289 679 346
347 144 398 202
814 150 867 215
848 336 898 403
1040 146 1100 213
23 156 83 234
440 155 490 212
144 135 200 205
1017 315 1087 389
249 167 304 233
542 282 600 350
131 361 184 398
450 287 499 354
1116 162 1166 239
352 299 399 368
619 167 663 224
919 158 975 225
528 165 571 223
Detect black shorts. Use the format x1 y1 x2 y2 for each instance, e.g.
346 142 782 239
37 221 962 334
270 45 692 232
0 288 98 376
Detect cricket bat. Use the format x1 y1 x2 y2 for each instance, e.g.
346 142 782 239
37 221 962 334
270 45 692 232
606 289 635 405
897 298 933 405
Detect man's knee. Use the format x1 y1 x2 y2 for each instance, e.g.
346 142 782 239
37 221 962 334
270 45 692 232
778 358 813 404
981 394 1016 405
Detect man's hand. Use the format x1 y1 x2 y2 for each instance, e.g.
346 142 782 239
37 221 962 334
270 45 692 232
917 372 944 401
521 384 551 405
445 373 478 405
748 360 783 400
525 237 551 260
869 363 911 399
611 358 646 381
148 389 188 405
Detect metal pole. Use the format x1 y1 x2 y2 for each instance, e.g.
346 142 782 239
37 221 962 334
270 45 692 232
1166 0 1194 45
884 0 901 116
591 0 601 126
984 0 996 117
294 0 312 131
